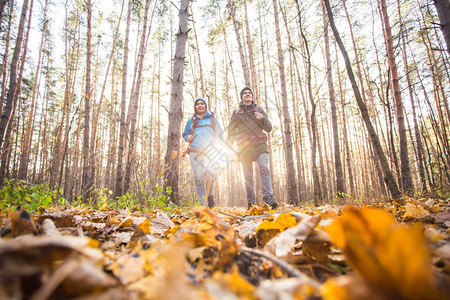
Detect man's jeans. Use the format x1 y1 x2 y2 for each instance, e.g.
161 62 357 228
241 152 273 205
189 152 214 206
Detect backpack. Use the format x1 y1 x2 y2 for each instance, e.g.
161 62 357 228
190 113 216 136
234 104 260 119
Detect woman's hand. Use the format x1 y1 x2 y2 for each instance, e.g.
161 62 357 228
188 135 194 142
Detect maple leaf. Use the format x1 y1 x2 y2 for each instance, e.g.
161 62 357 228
402 203 430 220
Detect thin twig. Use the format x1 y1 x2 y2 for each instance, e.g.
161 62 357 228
216 210 246 221
243 211 290 220
242 247 320 288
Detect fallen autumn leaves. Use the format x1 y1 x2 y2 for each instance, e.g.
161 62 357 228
0 199 449 300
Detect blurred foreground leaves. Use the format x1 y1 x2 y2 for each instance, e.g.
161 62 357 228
0 198 449 299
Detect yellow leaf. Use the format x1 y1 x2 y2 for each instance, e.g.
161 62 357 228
403 203 430 220
137 218 153 234
172 150 178 159
325 207 445 300
210 266 256 298
256 213 298 246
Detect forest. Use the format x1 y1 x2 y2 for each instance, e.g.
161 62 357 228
0 0 449 299
0 0 448 207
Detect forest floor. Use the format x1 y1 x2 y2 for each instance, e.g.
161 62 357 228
0 196 449 300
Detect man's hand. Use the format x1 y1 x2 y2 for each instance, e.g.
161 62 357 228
254 112 263 120
188 135 194 142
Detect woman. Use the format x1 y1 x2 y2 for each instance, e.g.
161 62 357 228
183 97 223 207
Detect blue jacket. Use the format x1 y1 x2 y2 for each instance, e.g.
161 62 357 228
183 111 223 152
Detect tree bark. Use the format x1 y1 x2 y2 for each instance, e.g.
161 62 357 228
124 0 152 193
228 0 251 88
273 0 297 205
18 1 48 180
322 0 344 198
163 0 190 204
323 0 401 199
379 0 414 194
0 0 29 161
82 0 92 200
433 0 450 55
114 0 132 198
295 0 320 203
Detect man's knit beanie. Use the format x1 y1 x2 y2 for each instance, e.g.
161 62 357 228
240 87 253 100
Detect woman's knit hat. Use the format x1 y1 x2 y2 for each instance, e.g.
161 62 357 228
194 97 207 113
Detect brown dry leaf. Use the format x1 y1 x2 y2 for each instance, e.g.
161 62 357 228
403 203 430 220
236 220 262 247
10 207 38 237
177 207 240 271
0 235 102 275
256 213 298 246
107 243 153 285
41 218 61 236
127 244 202 300
436 211 450 225
38 208 85 227
324 207 448 300
31 257 117 300
265 214 321 257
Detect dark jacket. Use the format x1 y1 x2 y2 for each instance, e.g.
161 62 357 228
227 101 272 162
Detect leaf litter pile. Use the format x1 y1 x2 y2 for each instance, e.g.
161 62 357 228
1 198 449 299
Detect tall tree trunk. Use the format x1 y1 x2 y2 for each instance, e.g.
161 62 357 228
397 1 427 191
114 0 132 198
90 0 124 189
322 0 344 198
82 0 92 200
295 0 320 203
273 0 297 205
379 0 414 194
124 0 152 193
163 0 190 204
228 0 251 87
0 0 33 182
190 7 204 95
323 0 401 199
433 0 450 55
243 0 258 100
18 2 48 180
0 0 7 27
0 0 29 163
0 0 14 115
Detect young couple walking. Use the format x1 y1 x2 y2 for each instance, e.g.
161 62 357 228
182 87 278 210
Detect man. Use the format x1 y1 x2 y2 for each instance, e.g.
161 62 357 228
227 87 278 209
